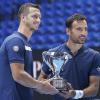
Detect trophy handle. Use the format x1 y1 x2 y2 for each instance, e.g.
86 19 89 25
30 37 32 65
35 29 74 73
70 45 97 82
42 51 55 74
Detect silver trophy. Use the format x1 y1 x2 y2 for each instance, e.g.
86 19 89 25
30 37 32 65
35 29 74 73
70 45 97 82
42 51 70 91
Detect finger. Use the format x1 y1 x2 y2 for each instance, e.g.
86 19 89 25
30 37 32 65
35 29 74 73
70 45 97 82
47 78 54 82
58 92 70 99
60 91 69 94
58 92 67 98
43 78 53 84
66 82 73 90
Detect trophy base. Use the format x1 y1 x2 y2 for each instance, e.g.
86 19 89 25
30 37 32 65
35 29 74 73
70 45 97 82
50 78 70 91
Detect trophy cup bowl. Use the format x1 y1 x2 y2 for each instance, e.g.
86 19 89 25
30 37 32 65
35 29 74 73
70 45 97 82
42 51 70 91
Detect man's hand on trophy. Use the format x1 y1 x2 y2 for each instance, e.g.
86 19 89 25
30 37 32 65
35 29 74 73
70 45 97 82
65 82 73 91
35 80 59 95
58 82 75 99
58 90 76 99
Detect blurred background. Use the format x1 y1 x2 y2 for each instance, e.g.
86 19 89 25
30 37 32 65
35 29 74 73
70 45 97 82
0 0 100 50
0 0 100 99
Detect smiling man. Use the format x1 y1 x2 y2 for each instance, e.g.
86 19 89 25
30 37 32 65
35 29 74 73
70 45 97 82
0 3 59 100
39 13 100 100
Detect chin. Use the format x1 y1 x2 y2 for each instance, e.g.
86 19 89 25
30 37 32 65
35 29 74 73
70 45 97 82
75 41 85 44
30 27 36 31
32 26 39 30
79 42 85 44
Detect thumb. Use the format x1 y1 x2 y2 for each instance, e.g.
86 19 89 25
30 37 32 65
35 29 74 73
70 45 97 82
45 78 54 83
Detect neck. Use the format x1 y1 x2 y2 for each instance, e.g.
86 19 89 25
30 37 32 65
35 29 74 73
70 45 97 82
17 23 34 39
66 40 83 55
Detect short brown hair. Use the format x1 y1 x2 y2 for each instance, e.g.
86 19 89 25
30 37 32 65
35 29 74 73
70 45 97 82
66 13 87 28
18 3 40 21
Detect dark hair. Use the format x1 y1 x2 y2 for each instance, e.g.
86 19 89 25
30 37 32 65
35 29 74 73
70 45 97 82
66 13 87 28
18 3 40 21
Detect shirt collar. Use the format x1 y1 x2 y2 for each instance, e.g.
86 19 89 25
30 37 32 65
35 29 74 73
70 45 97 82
64 43 85 56
14 31 28 41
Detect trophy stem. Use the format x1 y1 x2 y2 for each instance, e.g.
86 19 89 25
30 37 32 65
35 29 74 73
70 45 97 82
54 71 60 78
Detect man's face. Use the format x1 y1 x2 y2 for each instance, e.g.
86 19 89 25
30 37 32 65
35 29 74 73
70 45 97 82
67 20 88 44
24 7 41 31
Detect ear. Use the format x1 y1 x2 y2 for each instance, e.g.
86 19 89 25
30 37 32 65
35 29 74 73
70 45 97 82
22 16 25 21
66 28 70 35
21 15 25 21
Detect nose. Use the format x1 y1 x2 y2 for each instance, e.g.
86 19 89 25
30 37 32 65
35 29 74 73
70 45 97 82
82 29 88 35
36 17 40 25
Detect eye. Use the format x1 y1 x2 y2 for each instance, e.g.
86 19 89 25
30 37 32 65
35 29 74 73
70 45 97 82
32 15 41 19
76 27 83 31
76 27 88 31
32 15 37 18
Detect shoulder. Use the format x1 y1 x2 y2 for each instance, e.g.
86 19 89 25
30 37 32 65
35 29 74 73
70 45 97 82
3 34 24 46
0 34 25 52
84 47 100 57
6 33 24 42
87 48 99 54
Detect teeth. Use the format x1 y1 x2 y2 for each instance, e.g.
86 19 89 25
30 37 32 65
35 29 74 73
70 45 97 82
81 37 85 38
80 36 85 38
